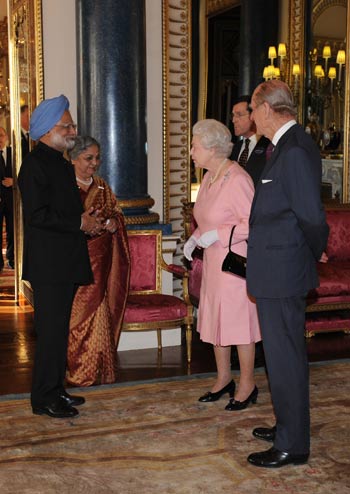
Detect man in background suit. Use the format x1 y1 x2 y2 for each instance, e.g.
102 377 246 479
18 95 103 418
230 95 270 187
20 104 30 159
0 127 14 270
246 80 329 468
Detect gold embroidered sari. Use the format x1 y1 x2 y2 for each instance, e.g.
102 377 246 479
67 176 130 386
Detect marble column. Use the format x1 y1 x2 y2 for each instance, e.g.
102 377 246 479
239 0 279 95
75 0 159 224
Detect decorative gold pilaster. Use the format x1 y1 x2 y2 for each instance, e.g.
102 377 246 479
162 0 192 238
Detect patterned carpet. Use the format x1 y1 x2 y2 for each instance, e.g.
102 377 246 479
0 361 349 493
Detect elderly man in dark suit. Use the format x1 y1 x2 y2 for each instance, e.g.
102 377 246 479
230 95 270 187
18 95 103 418
246 80 329 468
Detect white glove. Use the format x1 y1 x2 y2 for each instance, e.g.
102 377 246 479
184 235 198 261
197 229 219 248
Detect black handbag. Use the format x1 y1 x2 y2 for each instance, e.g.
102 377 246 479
221 225 247 278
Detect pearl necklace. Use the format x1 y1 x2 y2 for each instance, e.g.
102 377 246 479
209 158 228 185
76 176 93 186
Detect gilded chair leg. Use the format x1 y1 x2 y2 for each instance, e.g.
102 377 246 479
157 329 162 352
186 324 192 363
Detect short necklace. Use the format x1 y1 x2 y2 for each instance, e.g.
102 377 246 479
209 158 228 185
76 176 93 186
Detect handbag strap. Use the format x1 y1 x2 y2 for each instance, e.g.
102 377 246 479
228 225 236 253
228 225 248 252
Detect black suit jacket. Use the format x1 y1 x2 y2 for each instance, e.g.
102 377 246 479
21 131 30 159
18 142 93 285
0 146 13 206
246 123 329 298
231 136 270 187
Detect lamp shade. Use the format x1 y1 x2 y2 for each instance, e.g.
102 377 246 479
292 64 301 76
268 46 277 60
267 65 275 79
336 50 346 65
323 45 331 59
278 43 287 58
314 64 323 78
328 67 336 79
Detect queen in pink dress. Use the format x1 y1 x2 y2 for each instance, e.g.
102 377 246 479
184 119 261 410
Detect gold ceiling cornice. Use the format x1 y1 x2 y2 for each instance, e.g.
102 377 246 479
207 0 240 16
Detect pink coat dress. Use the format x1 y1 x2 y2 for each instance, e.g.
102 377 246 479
193 162 261 346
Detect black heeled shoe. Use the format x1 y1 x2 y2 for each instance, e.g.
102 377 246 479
225 385 258 410
198 379 235 402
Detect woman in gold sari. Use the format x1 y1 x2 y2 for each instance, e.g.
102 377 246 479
67 136 130 386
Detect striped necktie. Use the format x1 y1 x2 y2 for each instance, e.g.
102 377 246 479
238 138 250 167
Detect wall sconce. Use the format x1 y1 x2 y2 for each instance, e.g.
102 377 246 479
292 64 301 95
263 44 300 101
322 44 331 74
328 66 336 93
268 46 277 64
336 49 346 82
306 42 346 155
292 64 301 77
278 43 287 59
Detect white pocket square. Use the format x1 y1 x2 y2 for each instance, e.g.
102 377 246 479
262 179 272 183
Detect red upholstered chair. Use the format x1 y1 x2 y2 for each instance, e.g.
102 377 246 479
122 230 194 362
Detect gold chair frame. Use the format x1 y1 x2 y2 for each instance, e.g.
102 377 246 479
122 229 194 363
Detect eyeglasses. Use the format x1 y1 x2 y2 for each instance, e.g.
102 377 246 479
54 123 77 131
231 112 250 120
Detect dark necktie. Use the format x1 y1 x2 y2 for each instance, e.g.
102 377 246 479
266 142 275 160
238 138 250 167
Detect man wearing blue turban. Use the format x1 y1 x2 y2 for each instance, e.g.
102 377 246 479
18 95 103 418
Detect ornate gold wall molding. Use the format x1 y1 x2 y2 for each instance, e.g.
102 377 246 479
162 0 191 239
207 0 240 16
312 0 347 27
8 0 44 303
288 0 305 123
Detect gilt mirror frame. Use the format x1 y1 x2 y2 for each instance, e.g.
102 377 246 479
162 0 350 215
8 0 44 303
289 0 350 202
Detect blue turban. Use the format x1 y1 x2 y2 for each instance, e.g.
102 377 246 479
29 95 70 140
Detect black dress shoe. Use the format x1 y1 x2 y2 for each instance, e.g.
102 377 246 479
253 425 276 442
198 379 235 402
32 398 79 418
60 390 85 407
7 261 14 269
225 386 258 411
247 447 309 468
